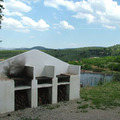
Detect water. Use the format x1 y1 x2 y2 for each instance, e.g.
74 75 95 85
80 72 113 87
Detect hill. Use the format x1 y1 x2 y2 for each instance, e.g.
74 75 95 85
0 44 120 61
14 46 51 50
44 44 120 61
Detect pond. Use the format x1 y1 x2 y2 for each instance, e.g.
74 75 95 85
80 72 113 87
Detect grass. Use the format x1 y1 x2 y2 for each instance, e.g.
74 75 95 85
77 81 120 111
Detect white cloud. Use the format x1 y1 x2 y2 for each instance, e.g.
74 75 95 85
21 16 50 31
60 21 75 30
2 17 29 32
73 12 95 23
3 9 23 16
2 0 49 32
2 16 50 32
44 0 93 12
5 0 32 13
44 0 120 29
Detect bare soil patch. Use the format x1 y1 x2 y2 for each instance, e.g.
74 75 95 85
0 99 120 120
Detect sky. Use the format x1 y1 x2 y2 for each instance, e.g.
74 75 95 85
0 0 120 49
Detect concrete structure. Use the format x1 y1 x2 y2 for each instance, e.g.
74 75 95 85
0 50 80 114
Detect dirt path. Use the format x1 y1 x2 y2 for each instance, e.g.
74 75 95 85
0 99 120 120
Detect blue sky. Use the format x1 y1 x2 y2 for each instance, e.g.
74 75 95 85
1 0 120 49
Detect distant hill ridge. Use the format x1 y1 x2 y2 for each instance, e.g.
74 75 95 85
0 44 120 61
14 44 120 50
15 46 51 50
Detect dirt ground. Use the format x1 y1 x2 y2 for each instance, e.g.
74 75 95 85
0 99 120 120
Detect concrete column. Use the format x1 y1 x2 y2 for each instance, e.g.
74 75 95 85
0 80 14 114
69 75 80 100
31 79 38 108
52 77 57 104
45 65 55 78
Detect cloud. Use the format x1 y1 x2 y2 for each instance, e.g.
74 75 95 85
2 0 49 32
44 0 93 12
44 0 120 29
3 9 23 16
73 12 95 23
60 21 75 30
5 0 32 13
2 17 29 32
2 16 50 32
21 16 50 31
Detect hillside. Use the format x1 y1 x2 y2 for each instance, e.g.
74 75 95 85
44 44 120 61
0 44 120 61
14 46 51 50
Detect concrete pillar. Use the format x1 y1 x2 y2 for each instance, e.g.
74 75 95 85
45 65 55 78
0 80 14 114
52 77 57 104
69 75 80 100
31 79 38 108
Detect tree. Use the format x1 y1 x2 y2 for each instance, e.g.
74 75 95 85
0 0 4 29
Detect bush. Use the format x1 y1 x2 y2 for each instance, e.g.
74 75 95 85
83 64 92 70
113 73 120 82
114 56 120 63
108 63 120 72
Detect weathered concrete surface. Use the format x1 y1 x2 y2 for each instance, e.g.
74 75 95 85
0 80 14 114
0 50 80 114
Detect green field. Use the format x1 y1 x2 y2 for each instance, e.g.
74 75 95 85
77 81 120 111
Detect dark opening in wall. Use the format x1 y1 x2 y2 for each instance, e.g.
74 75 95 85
57 74 70 83
38 87 52 105
13 66 33 87
15 90 31 110
14 78 31 87
36 76 52 84
58 85 69 102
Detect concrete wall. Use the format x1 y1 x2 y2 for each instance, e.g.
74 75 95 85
0 50 81 78
0 50 69 78
0 50 81 114
69 75 80 100
25 50 69 77
0 80 14 114
68 65 80 75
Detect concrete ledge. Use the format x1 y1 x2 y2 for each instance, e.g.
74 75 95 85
37 84 52 88
15 86 31 91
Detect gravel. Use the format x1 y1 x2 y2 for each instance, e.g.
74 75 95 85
0 99 120 120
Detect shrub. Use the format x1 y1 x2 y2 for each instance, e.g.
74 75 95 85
113 73 120 82
83 64 92 70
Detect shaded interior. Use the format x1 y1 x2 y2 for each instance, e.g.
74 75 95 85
38 87 52 105
15 89 31 110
